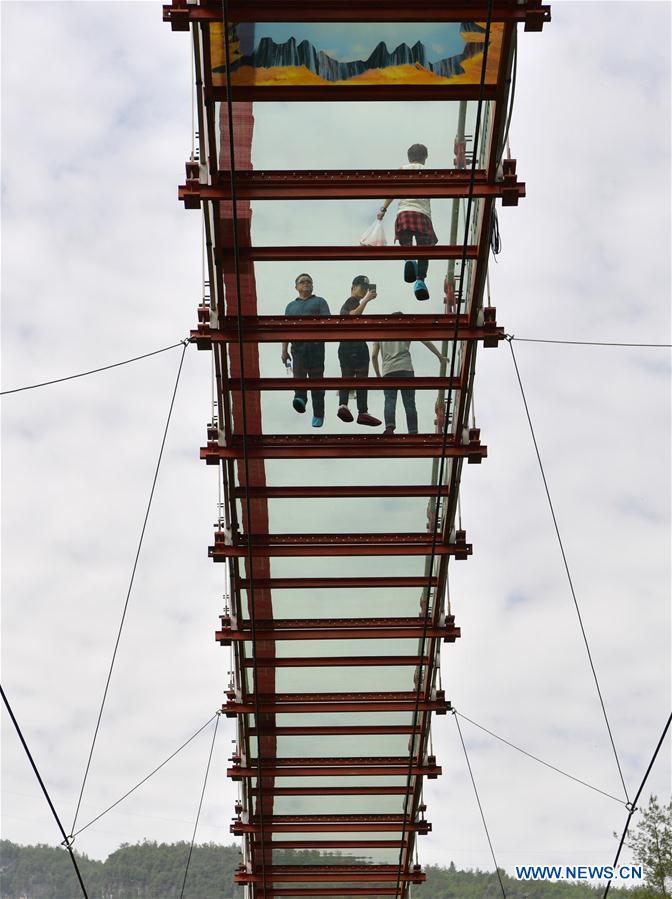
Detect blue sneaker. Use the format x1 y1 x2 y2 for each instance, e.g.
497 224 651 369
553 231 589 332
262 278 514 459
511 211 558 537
292 397 306 413
311 416 324 428
404 260 417 283
414 279 430 301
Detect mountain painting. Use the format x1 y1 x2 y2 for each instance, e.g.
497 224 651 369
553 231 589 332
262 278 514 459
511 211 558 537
210 22 503 88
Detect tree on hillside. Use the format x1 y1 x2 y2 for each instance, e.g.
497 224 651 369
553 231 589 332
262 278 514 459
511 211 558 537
624 794 672 896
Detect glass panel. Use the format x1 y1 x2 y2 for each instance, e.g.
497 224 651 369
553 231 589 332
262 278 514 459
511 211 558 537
211 23 503 90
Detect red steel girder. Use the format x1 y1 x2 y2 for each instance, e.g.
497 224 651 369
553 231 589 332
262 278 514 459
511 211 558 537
236 576 438 589
234 485 450 499
218 619 459 642
249 725 421 736
164 0 550 26
232 819 431 834
225 697 449 717
252 840 407 850
191 311 504 346
250 786 414 796
210 530 472 558
257 891 402 897
179 167 525 205
242 656 430 668
223 243 477 263
225 375 461 391
202 433 486 463
236 867 424 884
245 755 423 767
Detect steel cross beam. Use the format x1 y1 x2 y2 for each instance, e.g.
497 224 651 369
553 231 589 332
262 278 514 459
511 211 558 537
251 840 408 850
210 530 472 559
234 485 451 499
224 698 449 716
180 167 525 205
191 311 504 346
202 433 486 463
236 869 425 884
221 244 478 263
164 0 550 26
250 785 415 796
225 376 462 391
241 656 430 668
236 576 439 589
218 622 459 643
248 725 421 736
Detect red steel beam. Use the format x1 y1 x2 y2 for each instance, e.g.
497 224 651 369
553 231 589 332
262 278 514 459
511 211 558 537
250 786 414 796
191 311 504 345
225 376 461 391
246 756 421 767
234 485 450 499
224 244 478 262
232 821 431 833
164 0 550 25
236 576 438 589
202 434 486 463
237 871 424 884
211 530 472 559
248 725 421 736
219 626 458 642
258 890 402 897
180 168 525 204
254 840 407 850
225 699 448 716
242 656 429 668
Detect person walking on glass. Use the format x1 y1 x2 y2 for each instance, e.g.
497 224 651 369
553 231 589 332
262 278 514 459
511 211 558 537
372 327 447 435
281 273 331 428
337 275 382 427
376 143 438 302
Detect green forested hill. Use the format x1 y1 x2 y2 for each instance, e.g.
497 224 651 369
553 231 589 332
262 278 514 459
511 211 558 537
0 840 646 899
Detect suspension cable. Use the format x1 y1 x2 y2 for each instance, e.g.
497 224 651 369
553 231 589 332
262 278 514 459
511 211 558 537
179 713 221 899
603 712 671 898
454 712 507 898
1 683 90 898
70 341 189 836
72 712 219 838
455 710 625 806
506 337 630 804
0 340 187 396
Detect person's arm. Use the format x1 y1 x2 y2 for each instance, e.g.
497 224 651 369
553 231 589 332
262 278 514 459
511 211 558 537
281 341 291 364
376 200 393 222
346 289 377 316
372 342 381 377
421 340 449 364
319 298 331 315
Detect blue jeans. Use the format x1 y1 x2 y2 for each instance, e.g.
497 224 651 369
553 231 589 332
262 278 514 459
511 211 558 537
383 370 417 433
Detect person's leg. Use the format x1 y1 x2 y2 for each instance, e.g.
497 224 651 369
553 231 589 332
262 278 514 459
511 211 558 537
291 351 308 411
398 370 418 433
339 362 354 408
308 364 325 419
397 229 417 283
383 376 398 432
353 359 381 425
414 231 435 280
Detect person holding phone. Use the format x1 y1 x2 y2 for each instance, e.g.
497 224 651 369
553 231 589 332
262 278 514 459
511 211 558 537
337 275 381 427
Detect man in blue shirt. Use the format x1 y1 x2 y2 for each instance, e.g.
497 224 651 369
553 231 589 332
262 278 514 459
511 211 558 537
281 273 331 427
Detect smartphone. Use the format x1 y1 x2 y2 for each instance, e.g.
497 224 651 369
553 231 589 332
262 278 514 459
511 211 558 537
368 283 377 292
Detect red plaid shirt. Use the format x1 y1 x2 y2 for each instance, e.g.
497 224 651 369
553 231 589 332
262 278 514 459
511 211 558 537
394 210 438 246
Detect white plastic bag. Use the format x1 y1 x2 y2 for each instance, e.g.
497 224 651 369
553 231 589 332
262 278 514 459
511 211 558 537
359 219 387 247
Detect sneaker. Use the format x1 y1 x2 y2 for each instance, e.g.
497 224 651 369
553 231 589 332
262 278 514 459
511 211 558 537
293 397 306 413
357 412 381 427
312 416 324 428
337 405 354 423
404 260 417 283
414 279 430 301
383 425 395 435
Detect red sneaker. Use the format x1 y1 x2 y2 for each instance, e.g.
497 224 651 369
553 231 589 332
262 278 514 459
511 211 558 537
357 412 381 426
337 405 354 423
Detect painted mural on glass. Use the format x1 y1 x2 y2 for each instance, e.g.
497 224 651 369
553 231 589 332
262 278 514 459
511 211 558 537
210 22 503 87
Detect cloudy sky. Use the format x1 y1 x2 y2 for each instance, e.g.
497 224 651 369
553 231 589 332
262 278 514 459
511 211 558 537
1 0 670 890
